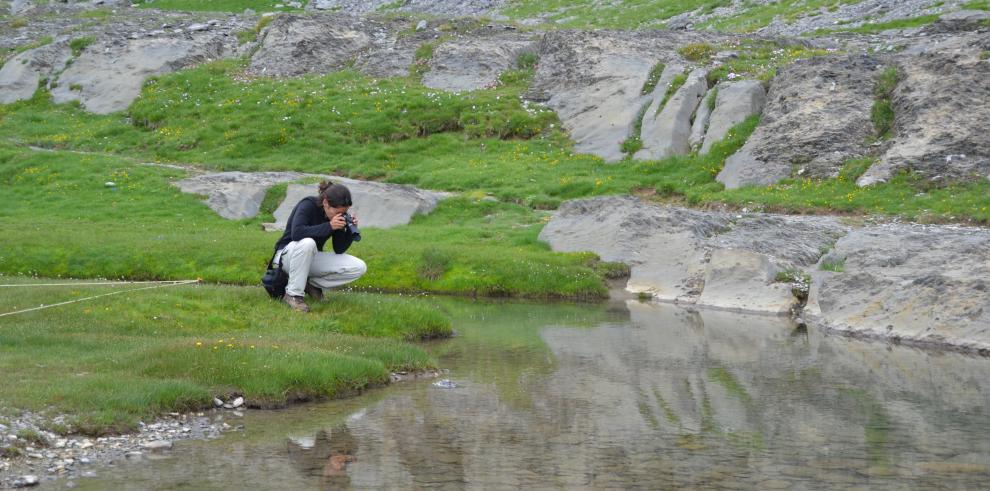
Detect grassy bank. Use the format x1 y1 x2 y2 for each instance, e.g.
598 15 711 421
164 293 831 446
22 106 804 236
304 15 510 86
0 277 449 434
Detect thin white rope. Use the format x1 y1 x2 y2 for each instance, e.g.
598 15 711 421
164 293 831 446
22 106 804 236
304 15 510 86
0 280 199 319
0 280 197 287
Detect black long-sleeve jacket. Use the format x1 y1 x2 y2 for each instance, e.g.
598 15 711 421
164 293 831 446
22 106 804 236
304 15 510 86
272 196 354 255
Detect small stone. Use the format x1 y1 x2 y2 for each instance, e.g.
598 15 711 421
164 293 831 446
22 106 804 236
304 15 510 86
222 403 234 409
124 451 143 459
231 396 244 408
213 398 223 407
416 20 428 31
187 23 210 32
142 440 172 451
12 475 39 488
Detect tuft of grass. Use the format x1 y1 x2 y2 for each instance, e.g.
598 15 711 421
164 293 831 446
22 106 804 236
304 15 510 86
838 158 874 182
706 40 828 84
516 51 538 70
418 248 452 280
15 429 49 447
14 36 54 55
678 43 716 62
9 17 28 28
641 62 666 95
69 36 96 58
964 0 990 8
621 102 651 156
706 86 719 112
657 72 688 115
872 66 899 140
820 257 845 272
410 39 439 80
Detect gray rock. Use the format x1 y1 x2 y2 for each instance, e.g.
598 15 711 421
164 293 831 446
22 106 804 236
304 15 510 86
141 440 172 451
700 79 765 154
248 14 376 77
231 396 244 408
635 68 707 161
859 45 990 186
415 20 428 31
11 475 39 488
805 223 990 353
718 55 879 188
540 196 847 313
212 397 223 407
174 171 308 220
688 86 715 151
187 23 210 32
422 32 538 92
528 30 724 163
0 42 71 104
51 35 233 114
266 176 450 231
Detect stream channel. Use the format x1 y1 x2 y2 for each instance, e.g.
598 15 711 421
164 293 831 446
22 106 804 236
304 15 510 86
55 296 990 489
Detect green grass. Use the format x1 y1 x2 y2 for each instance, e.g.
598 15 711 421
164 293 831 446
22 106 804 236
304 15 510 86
872 66 899 140
641 62 666 95
69 36 95 58
657 72 688 115
0 277 448 434
501 0 731 29
964 0 990 9
698 0 861 32
705 40 829 84
678 43 716 63
136 0 306 12
811 14 941 35
0 146 608 298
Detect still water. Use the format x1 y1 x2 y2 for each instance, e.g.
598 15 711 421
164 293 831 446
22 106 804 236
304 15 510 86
63 298 990 489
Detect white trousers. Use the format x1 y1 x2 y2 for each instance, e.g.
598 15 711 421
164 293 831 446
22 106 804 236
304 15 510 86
277 238 367 297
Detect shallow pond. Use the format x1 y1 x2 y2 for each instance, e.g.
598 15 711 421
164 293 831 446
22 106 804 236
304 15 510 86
59 297 990 489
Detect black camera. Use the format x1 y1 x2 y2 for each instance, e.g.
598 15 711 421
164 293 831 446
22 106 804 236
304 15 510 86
343 213 361 241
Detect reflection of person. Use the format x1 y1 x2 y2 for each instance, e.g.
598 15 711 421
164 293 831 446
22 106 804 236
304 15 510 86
271 180 366 312
285 425 358 488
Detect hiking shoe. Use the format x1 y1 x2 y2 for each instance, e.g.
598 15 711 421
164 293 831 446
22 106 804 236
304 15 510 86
304 283 324 302
282 295 310 313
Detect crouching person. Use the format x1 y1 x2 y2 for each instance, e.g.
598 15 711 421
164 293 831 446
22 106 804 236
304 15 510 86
272 180 366 312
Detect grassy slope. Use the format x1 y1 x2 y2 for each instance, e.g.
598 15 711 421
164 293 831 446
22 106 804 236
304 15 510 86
0 277 449 434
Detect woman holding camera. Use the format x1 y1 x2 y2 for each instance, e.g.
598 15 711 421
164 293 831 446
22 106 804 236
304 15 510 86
271 180 366 312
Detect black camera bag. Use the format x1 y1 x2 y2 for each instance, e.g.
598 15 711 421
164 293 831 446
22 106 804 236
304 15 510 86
261 251 288 299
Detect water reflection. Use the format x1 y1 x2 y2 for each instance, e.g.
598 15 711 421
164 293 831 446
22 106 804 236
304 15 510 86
64 299 990 490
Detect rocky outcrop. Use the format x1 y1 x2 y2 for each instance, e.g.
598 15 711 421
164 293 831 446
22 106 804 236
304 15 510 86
309 0 506 17
173 171 448 228
526 30 722 163
267 177 449 231
718 55 880 189
174 171 309 220
635 68 707 161
699 79 765 154
858 37 990 186
544 195 990 351
0 41 70 103
805 223 990 353
51 34 234 114
247 14 385 77
422 31 538 92
539 195 846 314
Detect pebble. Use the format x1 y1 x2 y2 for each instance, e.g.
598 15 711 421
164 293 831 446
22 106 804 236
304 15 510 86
11 475 39 488
141 440 173 451
187 23 210 32
416 20 428 31
231 397 244 408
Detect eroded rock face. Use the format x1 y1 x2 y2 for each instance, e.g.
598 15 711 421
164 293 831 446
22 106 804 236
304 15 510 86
805 223 990 353
700 79 765 154
539 196 846 314
248 14 382 77
527 30 721 163
859 38 990 185
0 41 70 103
635 68 707 161
422 31 538 92
718 55 880 189
51 35 233 114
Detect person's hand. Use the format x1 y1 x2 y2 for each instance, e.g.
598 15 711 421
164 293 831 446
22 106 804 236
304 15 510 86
350 213 358 227
330 213 346 231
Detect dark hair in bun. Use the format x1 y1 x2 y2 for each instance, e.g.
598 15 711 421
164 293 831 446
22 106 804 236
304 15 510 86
318 180 353 207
